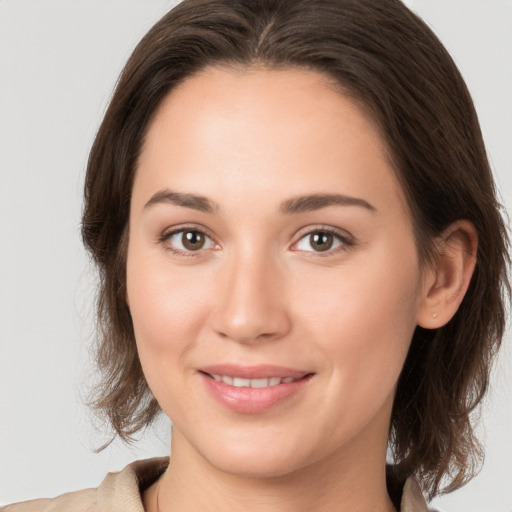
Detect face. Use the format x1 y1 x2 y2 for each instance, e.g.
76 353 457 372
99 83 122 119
126 66 428 478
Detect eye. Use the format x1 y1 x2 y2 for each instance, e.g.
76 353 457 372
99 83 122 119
163 228 218 254
293 229 352 254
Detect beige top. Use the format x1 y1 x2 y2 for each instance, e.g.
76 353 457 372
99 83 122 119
1 457 433 512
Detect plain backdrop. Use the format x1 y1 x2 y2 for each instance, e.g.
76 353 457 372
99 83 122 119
0 1 511 510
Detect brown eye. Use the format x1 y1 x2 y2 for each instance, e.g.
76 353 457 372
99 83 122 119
309 232 334 252
165 229 217 253
294 229 350 254
182 231 205 251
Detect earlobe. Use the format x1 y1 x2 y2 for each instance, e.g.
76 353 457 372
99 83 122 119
417 220 478 329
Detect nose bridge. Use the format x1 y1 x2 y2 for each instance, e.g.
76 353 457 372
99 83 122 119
211 243 290 343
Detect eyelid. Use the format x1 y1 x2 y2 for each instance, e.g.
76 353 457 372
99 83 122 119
290 224 356 255
158 223 220 256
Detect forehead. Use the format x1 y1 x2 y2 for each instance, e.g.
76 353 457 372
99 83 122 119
145 65 384 150
134 65 408 218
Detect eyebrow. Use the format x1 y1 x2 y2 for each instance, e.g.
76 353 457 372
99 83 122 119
280 193 376 214
144 190 219 213
144 189 376 215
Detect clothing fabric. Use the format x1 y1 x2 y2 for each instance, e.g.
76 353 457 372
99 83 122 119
2 457 433 512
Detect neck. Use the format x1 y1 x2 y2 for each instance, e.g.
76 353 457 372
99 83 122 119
145 428 396 512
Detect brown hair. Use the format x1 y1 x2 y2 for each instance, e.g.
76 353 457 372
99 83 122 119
82 0 509 497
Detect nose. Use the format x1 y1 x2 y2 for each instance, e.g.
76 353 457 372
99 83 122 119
209 249 292 344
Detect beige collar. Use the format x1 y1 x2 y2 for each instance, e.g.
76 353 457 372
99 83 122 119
400 476 431 512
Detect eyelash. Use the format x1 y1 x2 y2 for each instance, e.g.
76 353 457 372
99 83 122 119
158 224 218 258
291 225 355 257
158 224 355 258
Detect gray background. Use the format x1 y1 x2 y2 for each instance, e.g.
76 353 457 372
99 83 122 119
0 1 510 510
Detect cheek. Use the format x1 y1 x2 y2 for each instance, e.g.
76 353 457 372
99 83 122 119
125 249 212 391
127 248 208 338
293 247 420 397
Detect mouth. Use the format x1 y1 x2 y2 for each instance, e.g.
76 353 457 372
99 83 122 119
201 372 306 388
198 365 314 413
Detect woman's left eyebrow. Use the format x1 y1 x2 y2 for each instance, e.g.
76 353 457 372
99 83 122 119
280 194 376 214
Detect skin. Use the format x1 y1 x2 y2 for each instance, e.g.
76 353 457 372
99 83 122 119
126 66 477 511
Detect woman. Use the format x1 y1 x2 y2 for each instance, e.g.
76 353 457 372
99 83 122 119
3 0 509 510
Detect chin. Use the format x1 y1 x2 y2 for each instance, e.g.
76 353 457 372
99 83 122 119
208 450 307 479
186 427 315 479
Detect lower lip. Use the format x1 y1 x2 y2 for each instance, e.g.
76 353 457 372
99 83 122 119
200 373 313 414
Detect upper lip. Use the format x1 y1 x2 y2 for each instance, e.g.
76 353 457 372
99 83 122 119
199 364 312 380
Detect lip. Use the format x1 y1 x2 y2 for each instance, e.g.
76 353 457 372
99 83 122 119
199 364 310 380
198 364 314 414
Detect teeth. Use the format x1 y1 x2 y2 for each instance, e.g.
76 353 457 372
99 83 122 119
250 378 269 388
222 375 233 385
233 377 251 387
210 374 299 388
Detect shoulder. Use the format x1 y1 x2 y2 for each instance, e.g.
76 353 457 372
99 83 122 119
0 488 96 512
1 457 169 512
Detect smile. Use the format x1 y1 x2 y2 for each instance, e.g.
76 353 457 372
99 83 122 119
199 366 314 414
207 374 299 388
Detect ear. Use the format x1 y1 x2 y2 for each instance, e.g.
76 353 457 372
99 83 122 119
417 220 478 329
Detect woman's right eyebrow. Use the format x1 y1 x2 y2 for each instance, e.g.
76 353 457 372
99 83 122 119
144 189 219 213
